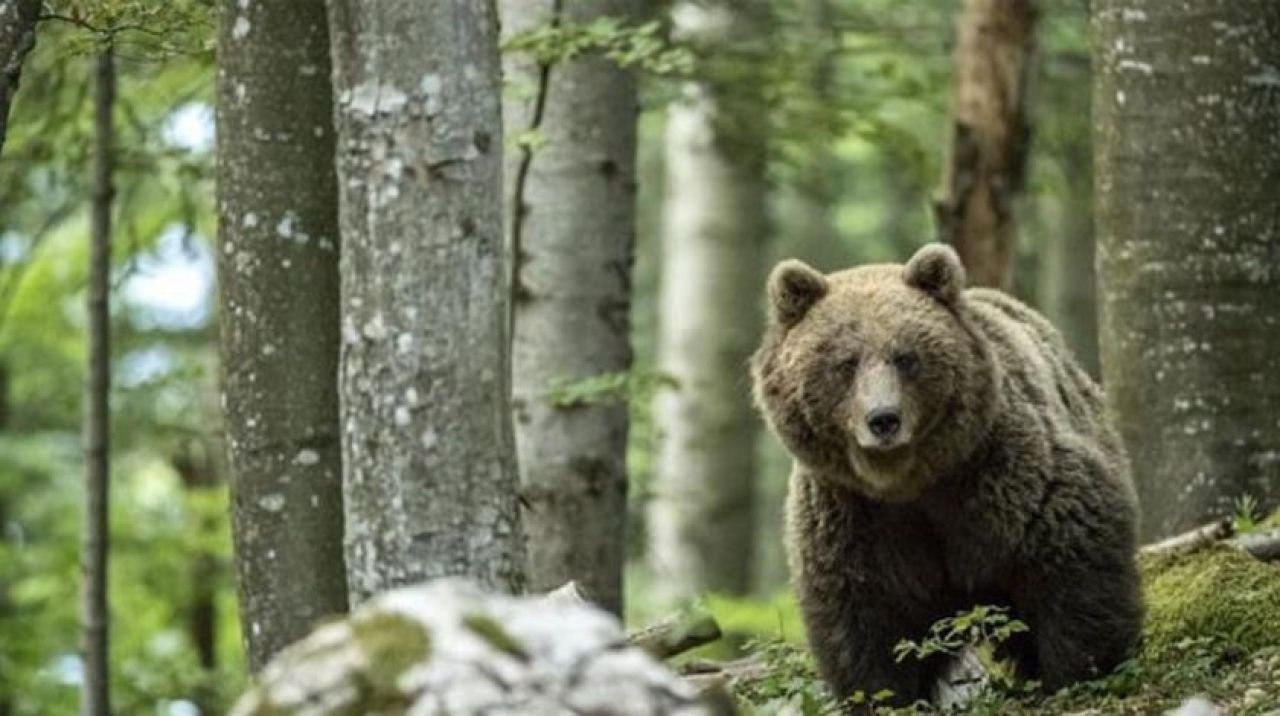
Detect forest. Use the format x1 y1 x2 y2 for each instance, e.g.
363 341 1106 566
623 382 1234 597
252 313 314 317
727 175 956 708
0 0 1277 714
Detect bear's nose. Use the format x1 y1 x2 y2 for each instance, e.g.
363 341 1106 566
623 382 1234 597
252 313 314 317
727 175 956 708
866 408 901 440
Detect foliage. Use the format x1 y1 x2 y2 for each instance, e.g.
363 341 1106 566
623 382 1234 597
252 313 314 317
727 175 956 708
1234 493 1262 533
503 18 693 76
42 0 214 57
893 605 1030 692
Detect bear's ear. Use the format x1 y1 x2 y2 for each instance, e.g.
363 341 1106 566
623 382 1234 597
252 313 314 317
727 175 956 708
904 243 965 305
768 259 828 326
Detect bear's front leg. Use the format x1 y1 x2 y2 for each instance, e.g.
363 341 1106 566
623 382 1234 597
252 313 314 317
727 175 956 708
1012 448 1142 690
795 573 944 707
1012 557 1141 691
787 473 950 707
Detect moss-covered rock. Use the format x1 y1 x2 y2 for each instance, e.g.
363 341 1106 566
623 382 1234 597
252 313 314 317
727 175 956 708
232 580 712 716
1141 546 1280 658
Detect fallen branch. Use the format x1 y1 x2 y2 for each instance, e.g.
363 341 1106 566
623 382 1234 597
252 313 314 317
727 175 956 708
541 581 724 661
540 580 591 606
680 654 771 694
1140 518 1280 562
629 611 723 660
1140 518 1235 559
1229 528 1280 561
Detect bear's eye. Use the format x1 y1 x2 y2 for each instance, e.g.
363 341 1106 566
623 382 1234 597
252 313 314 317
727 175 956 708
893 351 920 376
835 354 860 376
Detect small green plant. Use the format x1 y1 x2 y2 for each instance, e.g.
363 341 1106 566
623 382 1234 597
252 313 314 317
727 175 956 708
1233 493 1261 533
894 605 1028 664
737 638 839 716
894 605 1030 694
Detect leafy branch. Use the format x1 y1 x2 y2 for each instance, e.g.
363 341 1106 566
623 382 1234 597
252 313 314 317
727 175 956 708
503 18 693 77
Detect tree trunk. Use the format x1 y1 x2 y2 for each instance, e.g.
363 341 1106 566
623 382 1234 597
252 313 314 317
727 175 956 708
327 0 524 602
1037 149 1099 376
1094 0 1280 540
0 0 39 158
80 44 113 716
500 0 641 616
171 442 220 713
216 0 349 669
648 1 769 600
935 0 1037 290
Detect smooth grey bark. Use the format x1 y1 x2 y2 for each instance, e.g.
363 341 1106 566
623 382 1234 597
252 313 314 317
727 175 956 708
80 45 113 716
1094 0 1280 540
501 0 640 616
648 1 769 600
327 0 524 602
0 0 39 158
1037 149 1099 376
216 0 349 670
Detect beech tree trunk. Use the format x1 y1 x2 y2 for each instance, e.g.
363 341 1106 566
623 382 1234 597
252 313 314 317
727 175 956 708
217 0 349 670
327 0 524 602
0 0 39 157
500 0 641 616
80 45 113 716
648 1 769 600
1094 0 1280 540
935 0 1037 290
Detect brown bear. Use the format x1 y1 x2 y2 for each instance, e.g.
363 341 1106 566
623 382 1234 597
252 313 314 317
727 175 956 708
751 244 1141 706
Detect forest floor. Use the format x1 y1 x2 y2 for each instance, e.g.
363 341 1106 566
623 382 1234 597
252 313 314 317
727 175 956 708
690 530 1280 715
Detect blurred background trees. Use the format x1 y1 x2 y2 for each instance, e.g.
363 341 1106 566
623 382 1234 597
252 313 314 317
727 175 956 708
1 0 1275 712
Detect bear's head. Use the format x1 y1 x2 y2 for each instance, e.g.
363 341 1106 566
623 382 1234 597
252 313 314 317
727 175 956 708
751 243 998 502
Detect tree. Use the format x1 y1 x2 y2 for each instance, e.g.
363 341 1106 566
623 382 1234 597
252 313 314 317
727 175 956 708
80 41 113 716
326 0 524 602
935 0 1037 290
775 0 847 273
0 0 39 157
500 0 642 615
216 0 348 669
1094 0 1280 539
647 0 770 600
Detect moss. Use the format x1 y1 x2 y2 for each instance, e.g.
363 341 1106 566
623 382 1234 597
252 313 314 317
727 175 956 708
351 612 432 697
462 612 530 662
1141 546 1280 657
1258 506 1280 530
736 548 1280 715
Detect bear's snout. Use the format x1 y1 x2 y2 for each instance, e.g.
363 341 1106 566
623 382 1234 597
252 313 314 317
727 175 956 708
866 407 901 440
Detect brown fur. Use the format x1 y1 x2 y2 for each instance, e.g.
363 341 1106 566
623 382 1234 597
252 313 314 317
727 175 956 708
751 245 1141 706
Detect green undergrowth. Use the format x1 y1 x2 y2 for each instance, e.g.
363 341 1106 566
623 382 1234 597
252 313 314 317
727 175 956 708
717 547 1280 715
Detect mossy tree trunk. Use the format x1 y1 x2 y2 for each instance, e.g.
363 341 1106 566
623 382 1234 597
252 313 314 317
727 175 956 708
500 0 642 616
216 0 350 669
1094 0 1280 540
935 0 1037 291
648 0 770 600
327 0 525 601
